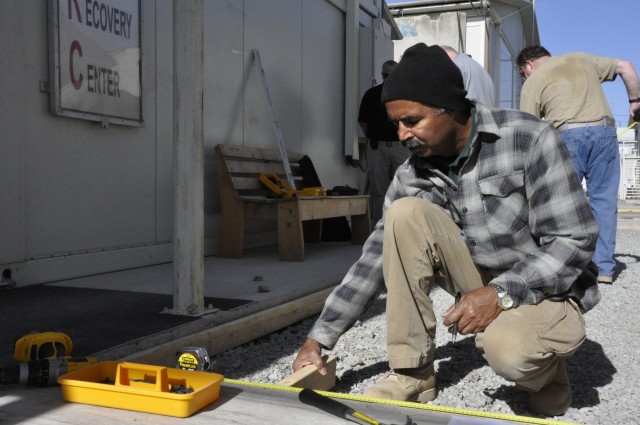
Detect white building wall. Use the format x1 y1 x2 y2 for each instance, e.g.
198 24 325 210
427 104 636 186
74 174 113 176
1 0 393 286
1 1 170 285
393 12 467 60
465 18 489 67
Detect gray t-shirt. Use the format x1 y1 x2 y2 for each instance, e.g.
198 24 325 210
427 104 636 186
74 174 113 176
453 53 496 107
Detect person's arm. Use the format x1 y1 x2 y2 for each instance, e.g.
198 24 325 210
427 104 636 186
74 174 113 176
291 200 385 372
303 222 386 351
615 59 640 117
358 89 372 138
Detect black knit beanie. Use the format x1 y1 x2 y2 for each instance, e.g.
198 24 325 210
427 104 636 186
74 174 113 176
381 43 469 111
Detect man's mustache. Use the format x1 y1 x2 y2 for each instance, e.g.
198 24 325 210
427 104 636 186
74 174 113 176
406 138 427 150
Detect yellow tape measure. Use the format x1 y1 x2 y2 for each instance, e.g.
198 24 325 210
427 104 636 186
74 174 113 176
224 378 578 425
617 120 638 137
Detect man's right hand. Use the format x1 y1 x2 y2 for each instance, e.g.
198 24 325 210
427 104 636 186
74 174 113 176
292 338 327 375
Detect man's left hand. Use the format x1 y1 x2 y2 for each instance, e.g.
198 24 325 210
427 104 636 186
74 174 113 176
632 104 640 122
441 286 502 335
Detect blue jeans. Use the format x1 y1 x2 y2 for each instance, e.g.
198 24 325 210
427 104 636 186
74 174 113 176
561 125 620 277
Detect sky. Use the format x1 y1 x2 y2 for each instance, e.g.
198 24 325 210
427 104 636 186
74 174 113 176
387 0 639 128
534 0 639 127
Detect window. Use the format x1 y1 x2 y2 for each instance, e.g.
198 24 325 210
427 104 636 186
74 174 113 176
498 38 518 109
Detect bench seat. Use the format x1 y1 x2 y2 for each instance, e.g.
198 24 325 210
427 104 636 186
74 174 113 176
215 144 370 261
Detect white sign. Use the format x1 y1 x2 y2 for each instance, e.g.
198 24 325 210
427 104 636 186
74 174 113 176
49 0 142 126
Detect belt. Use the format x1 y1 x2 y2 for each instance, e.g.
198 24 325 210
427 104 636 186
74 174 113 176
557 117 615 131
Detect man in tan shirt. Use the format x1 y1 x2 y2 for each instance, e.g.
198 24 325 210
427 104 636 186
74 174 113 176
518 45 640 284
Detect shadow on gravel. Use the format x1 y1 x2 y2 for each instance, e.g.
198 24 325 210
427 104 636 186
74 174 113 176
484 338 616 417
334 361 389 393
211 295 389 380
483 385 529 415
209 315 317 378
333 336 490 395
434 336 487 389
566 339 616 408
613 253 640 279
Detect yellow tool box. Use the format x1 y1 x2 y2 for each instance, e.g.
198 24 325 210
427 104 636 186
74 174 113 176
58 361 223 418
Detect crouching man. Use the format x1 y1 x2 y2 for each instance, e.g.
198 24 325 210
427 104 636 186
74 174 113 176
292 43 600 417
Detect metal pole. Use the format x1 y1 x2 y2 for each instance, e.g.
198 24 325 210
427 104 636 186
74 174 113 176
344 0 359 159
532 0 536 43
252 49 296 191
172 0 204 315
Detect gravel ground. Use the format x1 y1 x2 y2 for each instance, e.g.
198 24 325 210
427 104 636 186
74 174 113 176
210 220 640 425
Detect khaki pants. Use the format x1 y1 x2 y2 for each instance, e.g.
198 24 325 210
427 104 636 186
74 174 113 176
383 198 586 391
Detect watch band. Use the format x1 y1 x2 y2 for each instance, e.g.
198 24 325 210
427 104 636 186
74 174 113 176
629 98 640 104
488 283 514 310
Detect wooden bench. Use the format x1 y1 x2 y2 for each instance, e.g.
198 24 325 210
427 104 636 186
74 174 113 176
215 144 370 261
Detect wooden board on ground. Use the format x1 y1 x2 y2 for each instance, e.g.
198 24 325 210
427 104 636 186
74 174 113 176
121 287 335 366
277 355 337 391
0 379 555 425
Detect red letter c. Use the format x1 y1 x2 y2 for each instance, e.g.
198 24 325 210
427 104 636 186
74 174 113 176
70 40 83 90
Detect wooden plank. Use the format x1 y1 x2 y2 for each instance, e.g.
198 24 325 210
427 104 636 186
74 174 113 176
219 144 305 163
219 144 282 161
226 159 286 175
216 198 246 258
298 197 369 220
244 201 278 220
277 355 337 390
121 287 335 366
278 202 305 261
230 175 264 190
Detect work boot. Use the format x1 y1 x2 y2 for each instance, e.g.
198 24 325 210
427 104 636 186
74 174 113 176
363 363 436 403
597 275 613 284
528 359 572 417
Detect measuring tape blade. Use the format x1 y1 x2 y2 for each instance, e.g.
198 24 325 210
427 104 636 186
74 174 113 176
223 378 579 425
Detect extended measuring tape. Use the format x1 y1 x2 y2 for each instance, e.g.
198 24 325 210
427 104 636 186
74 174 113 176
617 121 638 137
617 110 640 137
224 378 577 425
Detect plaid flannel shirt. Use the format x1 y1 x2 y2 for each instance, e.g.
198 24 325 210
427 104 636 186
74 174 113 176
309 105 600 350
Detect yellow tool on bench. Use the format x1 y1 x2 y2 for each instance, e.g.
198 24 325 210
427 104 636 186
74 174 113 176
259 172 325 197
253 51 324 199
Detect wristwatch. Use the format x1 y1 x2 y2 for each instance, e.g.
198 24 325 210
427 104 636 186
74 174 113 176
489 283 514 310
